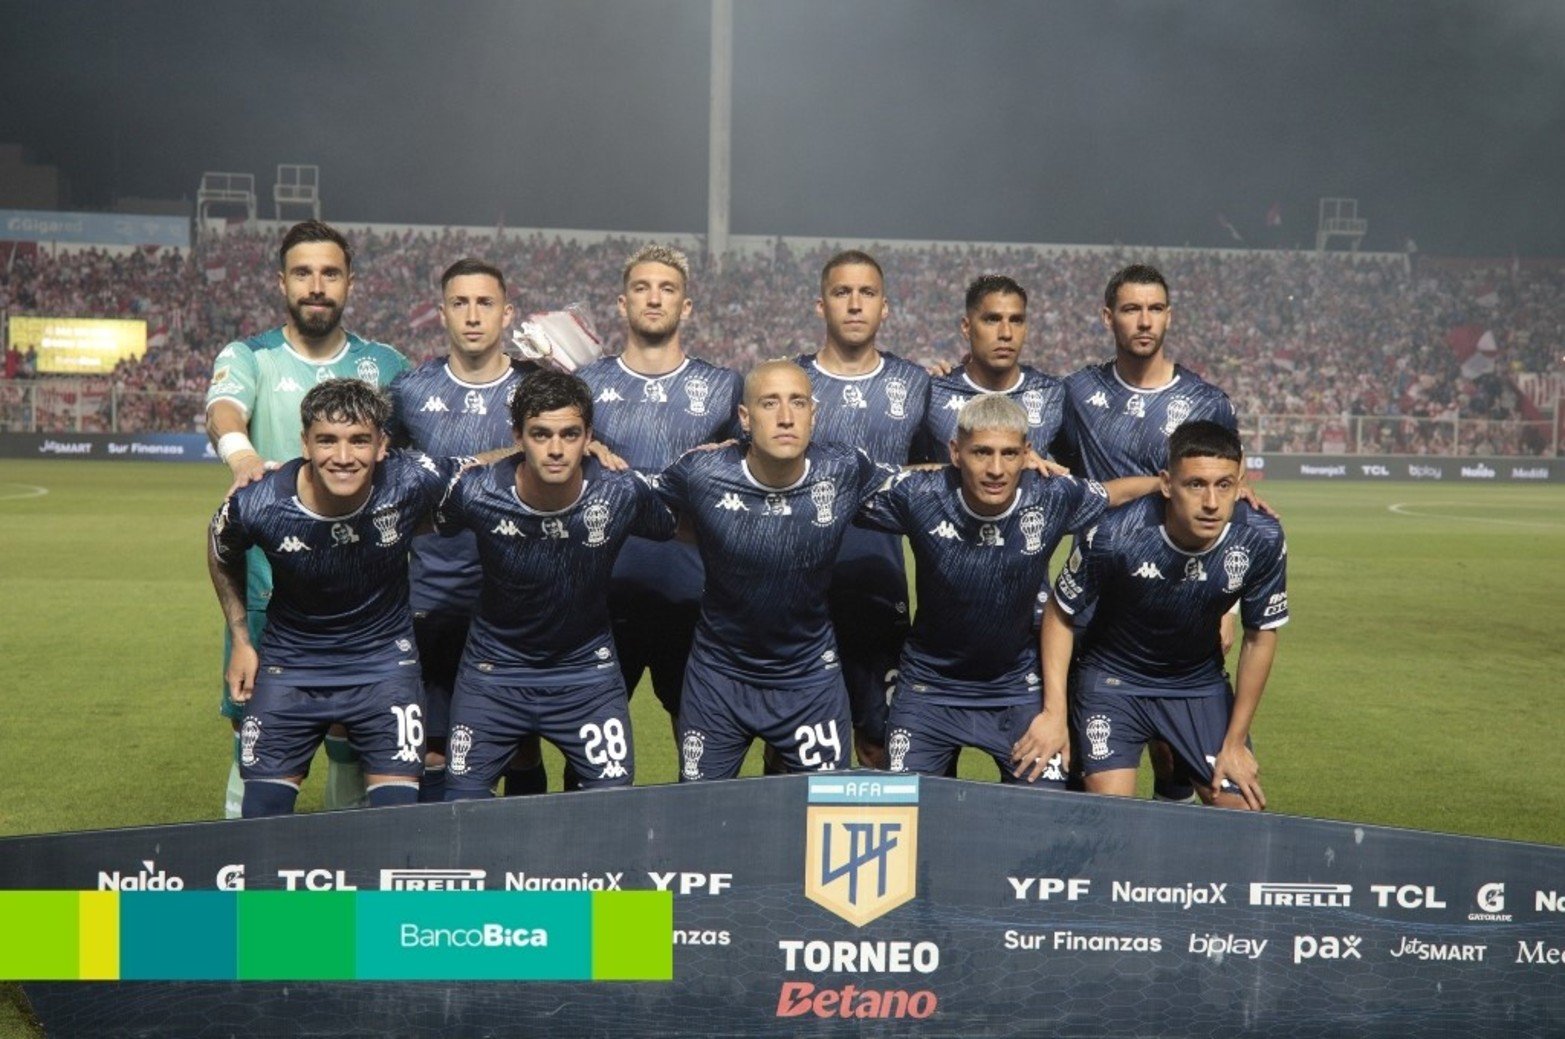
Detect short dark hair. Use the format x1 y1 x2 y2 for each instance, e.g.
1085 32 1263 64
964 274 1027 313
300 378 389 431
440 257 507 295
820 250 884 293
1104 264 1169 310
510 370 593 433
278 220 353 271
1167 420 1242 467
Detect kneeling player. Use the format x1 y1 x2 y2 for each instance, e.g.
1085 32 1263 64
439 371 676 797
209 379 466 817
861 394 1155 785
1042 421 1287 809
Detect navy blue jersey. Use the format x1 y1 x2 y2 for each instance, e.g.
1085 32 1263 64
210 452 461 682
917 364 1066 463
1055 362 1237 479
1052 497 1289 693
656 443 898 686
437 458 676 684
387 358 534 614
858 469 1108 704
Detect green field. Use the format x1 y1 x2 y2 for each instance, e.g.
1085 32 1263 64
1 460 1563 844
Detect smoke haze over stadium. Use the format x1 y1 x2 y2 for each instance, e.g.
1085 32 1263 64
0 0 1562 255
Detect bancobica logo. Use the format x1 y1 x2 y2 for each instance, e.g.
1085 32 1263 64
400 922 547 948
1469 882 1512 922
380 869 487 891
776 940 937 1020
98 860 184 891
805 778 918 927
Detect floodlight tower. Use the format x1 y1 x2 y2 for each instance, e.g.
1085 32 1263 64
707 0 732 268
1316 198 1367 252
196 172 256 229
274 165 321 222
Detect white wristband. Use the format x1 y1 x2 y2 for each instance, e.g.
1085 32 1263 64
216 431 257 464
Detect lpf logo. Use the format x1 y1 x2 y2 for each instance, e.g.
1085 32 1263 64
805 776 919 927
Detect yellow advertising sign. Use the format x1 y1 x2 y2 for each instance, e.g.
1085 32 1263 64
9 317 148 375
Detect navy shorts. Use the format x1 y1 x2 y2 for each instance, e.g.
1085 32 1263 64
828 591 908 747
886 689 1065 788
445 672 634 793
413 610 471 742
1071 667 1241 792
677 662 851 781
239 671 425 780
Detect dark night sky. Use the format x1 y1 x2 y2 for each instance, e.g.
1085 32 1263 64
1 0 1561 255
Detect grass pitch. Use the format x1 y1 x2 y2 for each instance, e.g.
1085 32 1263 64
1 460 1562 844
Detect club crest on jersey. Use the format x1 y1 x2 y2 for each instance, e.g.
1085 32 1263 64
684 375 710 416
887 729 911 773
1125 394 1146 418
356 358 381 384
1223 547 1251 592
841 384 868 410
1022 388 1045 426
884 378 909 419
763 493 792 516
239 717 262 766
420 396 449 412
461 390 487 415
1162 397 1194 435
1185 557 1208 582
583 501 611 546
1085 714 1112 760
809 480 837 526
642 379 669 404
330 522 359 546
978 523 1004 547
447 725 474 775
804 775 919 927
1019 508 1046 554
681 730 707 781
541 518 568 540
372 506 400 547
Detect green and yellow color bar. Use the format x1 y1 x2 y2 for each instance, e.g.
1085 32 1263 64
0 890 671 982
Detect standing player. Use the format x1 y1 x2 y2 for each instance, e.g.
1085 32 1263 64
1043 421 1287 810
862 394 1154 783
386 258 546 801
918 275 1065 461
208 380 462 817
437 372 676 798
205 221 410 817
576 245 742 749
1053 263 1239 802
796 250 930 768
657 360 899 781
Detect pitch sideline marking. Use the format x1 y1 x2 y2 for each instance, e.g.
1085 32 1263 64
1388 501 1564 530
0 483 48 501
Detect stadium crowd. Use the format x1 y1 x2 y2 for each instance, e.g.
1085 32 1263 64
1 227 1558 454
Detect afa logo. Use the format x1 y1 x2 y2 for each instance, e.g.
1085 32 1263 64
804 775 919 927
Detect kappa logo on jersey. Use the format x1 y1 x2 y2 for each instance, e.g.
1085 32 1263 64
809 481 837 526
420 396 450 413
583 501 612 546
1087 390 1109 409
943 394 966 412
642 380 669 404
681 730 707 780
763 493 793 517
685 375 710 416
978 523 1004 547
1132 561 1164 579
330 522 359 546
275 376 304 392
928 521 960 540
491 519 524 537
804 776 919 927
373 506 400 547
461 390 487 415
716 493 749 512
1084 715 1112 760
1019 509 1046 554
1222 547 1251 591
356 358 381 384
1162 397 1194 436
278 536 310 553
595 388 624 403
1124 394 1146 418
239 716 262 766
1022 388 1045 426
1184 557 1207 582
884 378 910 419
